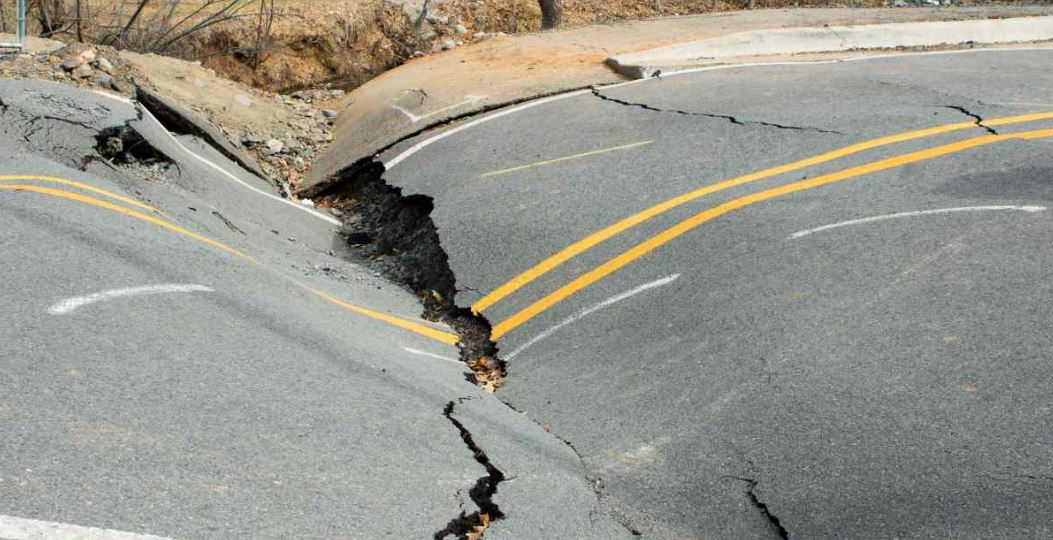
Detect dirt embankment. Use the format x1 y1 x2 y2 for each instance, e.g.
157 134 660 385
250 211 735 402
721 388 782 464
29 0 906 95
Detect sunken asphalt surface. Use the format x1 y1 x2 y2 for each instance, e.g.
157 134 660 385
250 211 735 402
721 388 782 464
3 47 1053 538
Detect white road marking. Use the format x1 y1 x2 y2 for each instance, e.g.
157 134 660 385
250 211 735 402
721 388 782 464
89 90 135 105
49 284 214 314
607 46 1053 89
505 274 680 361
392 95 487 123
137 106 342 226
402 346 464 365
789 205 1047 239
383 90 592 170
383 47 1053 171
0 514 171 539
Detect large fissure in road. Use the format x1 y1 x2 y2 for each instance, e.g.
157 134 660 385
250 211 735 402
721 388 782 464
318 159 506 390
434 400 507 540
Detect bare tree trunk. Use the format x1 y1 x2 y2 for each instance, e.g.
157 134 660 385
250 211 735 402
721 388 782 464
75 0 83 41
112 0 150 45
538 0 562 30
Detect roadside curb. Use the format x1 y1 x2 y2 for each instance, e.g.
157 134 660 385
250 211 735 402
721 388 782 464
135 87 270 182
607 15 1053 79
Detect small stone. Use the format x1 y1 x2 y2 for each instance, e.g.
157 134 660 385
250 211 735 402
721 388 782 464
290 91 310 100
77 48 96 65
322 109 338 118
95 57 114 74
419 28 437 41
468 1 480 8
454 24 468 34
426 14 449 25
234 94 253 107
110 78 133 94
242 134 265 146
71 64 94 79
93 73 114 88
474 32 489 40
264 139 285 155
441 38 457 50
59 57 80 71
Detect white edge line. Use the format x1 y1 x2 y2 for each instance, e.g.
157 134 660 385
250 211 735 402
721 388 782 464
383 90 592 170
402 346 464 366
0 514 171 539
789 205 1047 239
505 274 681 361
49 284 214 315
383 47 1053 171
89 89 135 105
137 106 342 226
609 45 1053 89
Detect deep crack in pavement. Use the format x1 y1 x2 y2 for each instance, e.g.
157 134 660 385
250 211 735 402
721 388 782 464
726 476 790 539
590 87 844 134
943 104 1000 135
318 159 506 390
434 400 507 540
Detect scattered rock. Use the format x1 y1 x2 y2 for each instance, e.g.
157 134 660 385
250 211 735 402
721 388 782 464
454 24 468 34
71 64 94 79
264 139 285 155
93 73 114 88
60 57 81 72
440 38 457 50
322 109 339 119
234 94 253 107
242 134 265 146
77 48 96 65
426 14 449 25
95 57 114 74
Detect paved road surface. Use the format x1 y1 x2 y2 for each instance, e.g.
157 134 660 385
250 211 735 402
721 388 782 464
0 81 623 539
382 48 1053 537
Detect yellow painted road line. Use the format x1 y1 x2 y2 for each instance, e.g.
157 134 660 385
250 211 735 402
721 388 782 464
301 285 460 346
0 175 163 214
480 140 654 178
490 128 1053 340
472 111 1053 314
0 184 253 260
0 184 460 345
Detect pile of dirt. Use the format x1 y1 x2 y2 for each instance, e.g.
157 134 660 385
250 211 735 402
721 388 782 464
0 41 135 94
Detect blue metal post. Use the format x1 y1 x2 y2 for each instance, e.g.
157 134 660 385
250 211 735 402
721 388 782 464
16 0 25 45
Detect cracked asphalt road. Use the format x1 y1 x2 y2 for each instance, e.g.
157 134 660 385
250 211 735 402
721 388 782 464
0 81 626 538
380 48 1053 537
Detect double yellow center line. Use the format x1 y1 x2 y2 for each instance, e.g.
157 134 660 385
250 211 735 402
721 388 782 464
1 179 459 346
476 113 1053 340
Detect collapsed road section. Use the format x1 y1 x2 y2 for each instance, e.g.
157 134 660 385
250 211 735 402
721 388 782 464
316 158 507 390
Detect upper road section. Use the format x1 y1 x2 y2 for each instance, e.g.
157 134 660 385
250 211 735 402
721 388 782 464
305 5 1053 194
